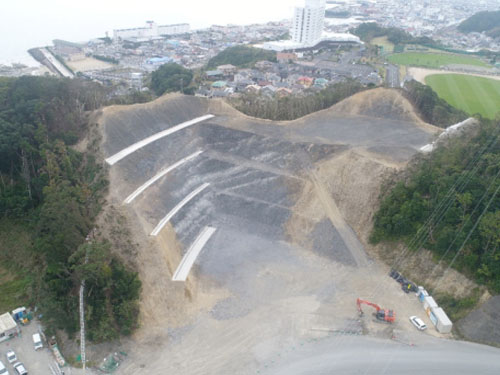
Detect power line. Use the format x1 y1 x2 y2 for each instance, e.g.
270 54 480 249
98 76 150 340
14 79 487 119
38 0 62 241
385 129 500 275
441 171 500 277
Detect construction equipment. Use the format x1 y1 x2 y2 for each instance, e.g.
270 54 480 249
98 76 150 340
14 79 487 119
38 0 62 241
357 298 396 323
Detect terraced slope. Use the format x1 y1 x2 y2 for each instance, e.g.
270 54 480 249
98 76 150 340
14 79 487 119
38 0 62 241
97 89 445 374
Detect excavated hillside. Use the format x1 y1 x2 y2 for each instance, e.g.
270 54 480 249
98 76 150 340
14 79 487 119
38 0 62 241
93 88 482 374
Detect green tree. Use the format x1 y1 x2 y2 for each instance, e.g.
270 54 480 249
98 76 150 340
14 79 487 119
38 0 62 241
370 119 500 292
207 45 277 69
70 242 141 341
403 80 468 127
458 10 500 34
0 76 141 341
150 63 193 96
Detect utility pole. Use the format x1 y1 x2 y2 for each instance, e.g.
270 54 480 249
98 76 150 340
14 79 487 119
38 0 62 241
80 228 94 374
79 267 86 374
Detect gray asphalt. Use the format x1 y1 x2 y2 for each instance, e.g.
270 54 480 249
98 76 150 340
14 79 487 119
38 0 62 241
267 335 500 375
386 64 400 88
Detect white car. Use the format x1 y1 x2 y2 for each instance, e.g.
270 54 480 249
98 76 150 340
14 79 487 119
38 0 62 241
409 315 427 331
32 333 43 350
0 360 8 375
5 350 16 364
12 362 27 375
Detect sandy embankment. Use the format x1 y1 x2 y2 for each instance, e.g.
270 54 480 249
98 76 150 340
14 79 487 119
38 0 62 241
408 67 500 84
67 57 114 72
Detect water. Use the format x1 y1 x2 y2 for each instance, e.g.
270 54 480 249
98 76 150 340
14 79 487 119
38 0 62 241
0 0 300 65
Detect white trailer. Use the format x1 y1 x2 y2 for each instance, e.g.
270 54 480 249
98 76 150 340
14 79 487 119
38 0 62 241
423 296 438 316
430 307 453 333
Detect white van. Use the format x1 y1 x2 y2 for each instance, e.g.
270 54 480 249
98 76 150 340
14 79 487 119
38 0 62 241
32 333 43 350
0 360 9 375
13 362 26 375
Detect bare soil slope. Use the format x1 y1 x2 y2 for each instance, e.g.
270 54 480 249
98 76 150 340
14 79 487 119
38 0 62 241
330 87 439 133
93 88 466 373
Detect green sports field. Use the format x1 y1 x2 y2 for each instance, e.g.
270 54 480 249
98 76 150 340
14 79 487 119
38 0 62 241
372 36 394 53
425 74 500 119
387 52 490 69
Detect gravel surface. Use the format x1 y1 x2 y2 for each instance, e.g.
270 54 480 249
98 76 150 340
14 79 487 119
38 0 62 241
457 295 500 346
0 322 60 375
97 93 465 375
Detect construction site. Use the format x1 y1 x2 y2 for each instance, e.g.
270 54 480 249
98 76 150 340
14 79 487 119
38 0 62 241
82 88 500 374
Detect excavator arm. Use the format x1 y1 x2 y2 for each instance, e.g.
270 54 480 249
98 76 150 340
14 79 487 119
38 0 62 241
357 298 382 314
356 298 395 323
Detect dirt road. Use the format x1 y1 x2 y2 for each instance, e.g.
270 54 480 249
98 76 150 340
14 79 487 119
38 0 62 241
408 67 500 84
94 90 448 374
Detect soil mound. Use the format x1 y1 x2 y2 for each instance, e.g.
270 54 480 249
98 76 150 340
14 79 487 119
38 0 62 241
330 88 439 133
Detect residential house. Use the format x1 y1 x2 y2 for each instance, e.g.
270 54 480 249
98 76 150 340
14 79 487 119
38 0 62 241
205 70 223 80
217 64 237 75
261 85 277 97
235 78 254 92
297 76 314 87
291 84 305 94
255 60 274 71
211 89 231 98
265 72 281 85
244 84 261 94
212 80 228 89
360 72 381 86
314 78 328 88
277 52 297 63
249 71 265 83
258 80 272 87
195 88 211 97
234 69 252 83
285 73 301 85
276 87 292 98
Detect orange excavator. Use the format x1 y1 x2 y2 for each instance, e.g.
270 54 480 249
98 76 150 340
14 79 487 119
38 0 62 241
357 298 396 323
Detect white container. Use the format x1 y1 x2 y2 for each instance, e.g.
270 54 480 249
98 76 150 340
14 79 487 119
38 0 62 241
431 307 453 334
423 296 438 311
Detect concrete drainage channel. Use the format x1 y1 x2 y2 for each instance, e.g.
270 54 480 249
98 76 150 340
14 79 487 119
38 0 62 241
96 94 494 374
104 112 359 283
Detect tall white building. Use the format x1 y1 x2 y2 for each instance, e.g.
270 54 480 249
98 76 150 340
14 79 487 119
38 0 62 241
291 0 326 46
113 21 189 40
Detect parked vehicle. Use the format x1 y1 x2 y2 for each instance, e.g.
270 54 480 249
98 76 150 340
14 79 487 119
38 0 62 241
5 351 16 364
409 316 427 331
0 360 9 375
32 333 43 350
12 362 27 375
389 269 399 279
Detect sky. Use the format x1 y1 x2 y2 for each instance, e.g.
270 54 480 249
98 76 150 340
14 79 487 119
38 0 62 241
0 0 311 65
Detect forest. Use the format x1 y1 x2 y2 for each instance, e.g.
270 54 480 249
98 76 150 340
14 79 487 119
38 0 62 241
150 63 194 95
0 76 141 341
351 23 437 47
230 80 366 120
207 45 277 69
458 10 500 37
403 80 468 127
371 119 500 293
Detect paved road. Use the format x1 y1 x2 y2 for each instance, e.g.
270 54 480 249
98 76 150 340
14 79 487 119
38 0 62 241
0 322 59 375
386 64 400 88
268 335 500 375
40 48 74 78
